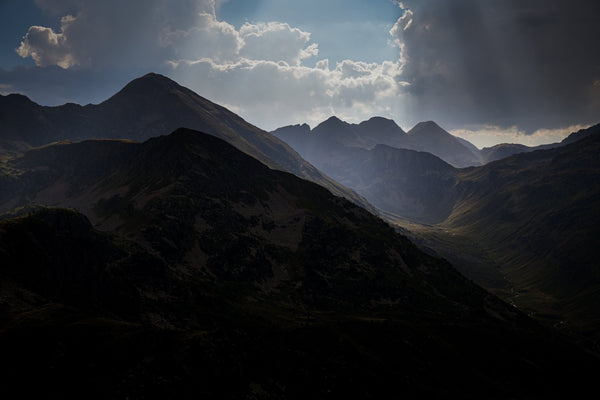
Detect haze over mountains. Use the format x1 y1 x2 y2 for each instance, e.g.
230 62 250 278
1 73 600 398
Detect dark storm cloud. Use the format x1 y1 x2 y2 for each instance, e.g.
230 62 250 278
395 0 600 132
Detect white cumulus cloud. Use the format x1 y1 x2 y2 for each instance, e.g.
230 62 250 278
16 16 77 69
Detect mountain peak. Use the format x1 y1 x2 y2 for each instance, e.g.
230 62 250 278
115 72 181 96
271 123 311 137
364 116 395 124
138 72 178 84
322 115 344 124
358 116 405 134
409 121 444 133
314 116 351 131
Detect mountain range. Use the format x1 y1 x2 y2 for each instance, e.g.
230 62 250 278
1 73 600 398
1 127 599 398
0 73 371 211
274 114 600 349
273 117 482 168
273 116 598 167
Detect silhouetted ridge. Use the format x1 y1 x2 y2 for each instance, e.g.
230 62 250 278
315 116 348 130
408 121 446 135
271 123 311 136
358 116 405 134
561 123 600 145
0 73 372 210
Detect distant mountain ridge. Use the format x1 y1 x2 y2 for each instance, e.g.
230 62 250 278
272 117 482 168
479 124 600 163
0 73 372 211
273 117 600 167
272 117 473 223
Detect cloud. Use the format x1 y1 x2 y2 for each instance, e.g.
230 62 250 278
18 1 321 69
16 18 76 68
239 22 318 65
391 0 600 132
170 56 406 130
10 0 410 130
9 0 599 142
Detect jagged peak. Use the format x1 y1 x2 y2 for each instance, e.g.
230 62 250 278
358 116 404 133
314 116 350 131
409 120 443 132
271 123 311 135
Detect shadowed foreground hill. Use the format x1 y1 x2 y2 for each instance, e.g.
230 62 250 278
0 73 370 210
0 128 598 399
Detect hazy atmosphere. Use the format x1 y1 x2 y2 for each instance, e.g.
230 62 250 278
1 0 599 147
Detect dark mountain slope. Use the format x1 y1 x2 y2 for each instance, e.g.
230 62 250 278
0 73 370 210
560 123 600 145
1 128 598 398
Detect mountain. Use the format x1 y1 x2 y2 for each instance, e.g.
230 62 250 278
455 135 481 154
479 141 559 164
447 129 600 340
478 124 600 163
406 121 482 167
1 128 598 398
386 126 600 351
273 117 463 223
480 143 533 163
273 116 482 168
277 118 600 348
311 116 368 148
274 117 600 170
303 144 459 224
0 73 371 211
560 123 600 145
353 116 411 149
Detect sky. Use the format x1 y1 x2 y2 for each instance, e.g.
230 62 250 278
1 0 599 148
